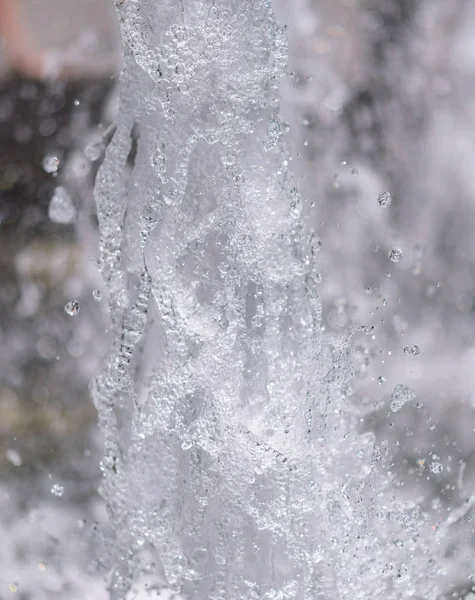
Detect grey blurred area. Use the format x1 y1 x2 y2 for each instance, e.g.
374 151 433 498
0 1 120 597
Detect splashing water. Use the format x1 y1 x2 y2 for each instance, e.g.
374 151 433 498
92 1 449 599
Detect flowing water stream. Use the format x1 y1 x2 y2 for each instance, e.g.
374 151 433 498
90 1 475 598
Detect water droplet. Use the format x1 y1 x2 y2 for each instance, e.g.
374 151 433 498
430 462 443 474
404 345 420 356
42 154 60 174
92 290 102 302
6 448 22 466
51 484 64 497
48 186 76 224
64 300 80 316
390 384 416 412
378 191 392 207
389 248 402 263
361 325 375 335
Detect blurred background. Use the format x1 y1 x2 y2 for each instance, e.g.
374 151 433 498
0 0 120 597
3 0 475 598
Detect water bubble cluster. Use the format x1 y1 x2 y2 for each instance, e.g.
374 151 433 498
390 383 416 412
378 191 392 207
389 248 403 263
42 154 60 174
64 300 80 316
404 345 420 356
51 484 64 497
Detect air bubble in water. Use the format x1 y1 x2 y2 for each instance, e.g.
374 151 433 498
378 191 392 207
389 248 403 263
390 384 416 412
51 484 64 497
42 154 60 173
404 345 420 356
48 186 76 224
430 462 443 474
64 300 80 316
92 290 102 302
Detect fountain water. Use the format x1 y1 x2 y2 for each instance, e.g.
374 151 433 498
92 1 457 598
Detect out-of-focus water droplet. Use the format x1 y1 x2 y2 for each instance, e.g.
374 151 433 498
404 345 420 356
430 462 443 474
85 140 103 161
378 191 392 207
352 168 359 175
42 154 60 174
390 384 416 412
64 300 80 316
92 289 102 302
389 248 402 263
51 484 64 497
48 186 76 224
6 448 22 466
457 293 473 313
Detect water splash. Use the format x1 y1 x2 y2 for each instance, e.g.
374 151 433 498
92 1 447 599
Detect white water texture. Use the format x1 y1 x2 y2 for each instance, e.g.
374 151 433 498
93 1 452 599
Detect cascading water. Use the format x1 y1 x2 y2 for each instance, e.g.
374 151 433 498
92 1 456 598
